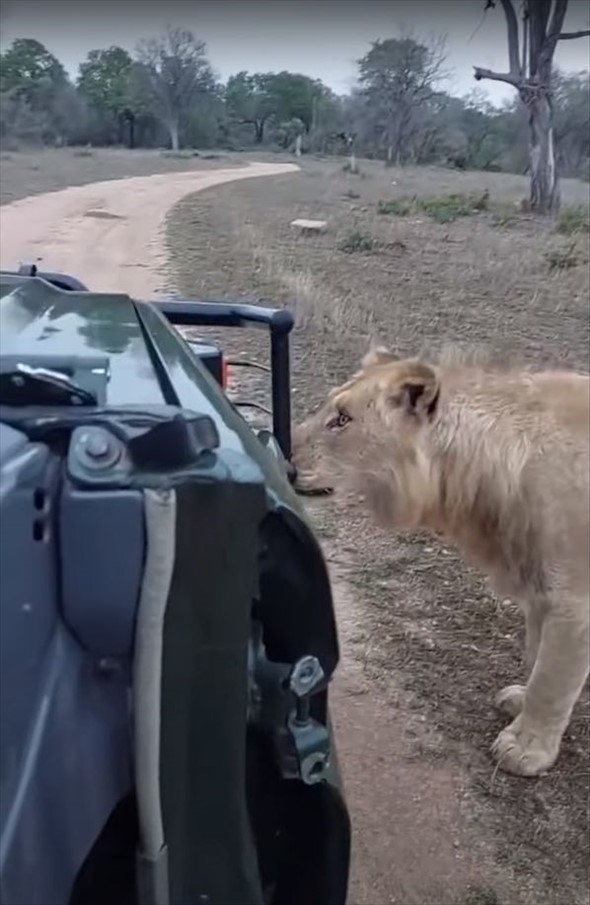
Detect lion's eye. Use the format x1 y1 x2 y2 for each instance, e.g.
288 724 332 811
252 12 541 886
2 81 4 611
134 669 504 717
327 411 351 430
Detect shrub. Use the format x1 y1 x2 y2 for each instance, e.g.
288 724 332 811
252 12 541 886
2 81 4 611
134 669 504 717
555 206 590 235
377 198 414 216
377 191 490 223
419 190 489 223
338 230 375 254
465 887 499 905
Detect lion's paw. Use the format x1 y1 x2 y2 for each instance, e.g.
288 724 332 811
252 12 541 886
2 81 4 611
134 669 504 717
495 684 525 718
491 717 560 776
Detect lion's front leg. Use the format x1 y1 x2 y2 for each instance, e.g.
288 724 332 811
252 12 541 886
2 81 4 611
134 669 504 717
492 609 589 776
496 602 545 718
523 601 544 671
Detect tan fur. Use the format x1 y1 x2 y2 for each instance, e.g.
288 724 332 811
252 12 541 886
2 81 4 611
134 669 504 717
293 348 590 776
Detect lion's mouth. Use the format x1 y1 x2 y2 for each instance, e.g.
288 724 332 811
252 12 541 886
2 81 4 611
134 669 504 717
295 485 334 497
292 469 334 497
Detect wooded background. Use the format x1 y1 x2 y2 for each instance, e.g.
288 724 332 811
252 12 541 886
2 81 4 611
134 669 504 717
1 2 588 208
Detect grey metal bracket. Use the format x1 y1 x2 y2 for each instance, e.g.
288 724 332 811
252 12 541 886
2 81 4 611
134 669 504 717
248 624 330 785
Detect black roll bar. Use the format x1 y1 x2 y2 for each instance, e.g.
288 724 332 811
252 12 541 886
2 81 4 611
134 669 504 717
151 300 294 461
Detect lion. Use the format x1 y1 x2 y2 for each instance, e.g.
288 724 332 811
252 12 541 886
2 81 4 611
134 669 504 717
292 347 590 777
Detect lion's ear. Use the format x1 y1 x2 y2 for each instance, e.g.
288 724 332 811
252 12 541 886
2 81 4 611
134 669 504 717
361 346 399 369
389 363 440 419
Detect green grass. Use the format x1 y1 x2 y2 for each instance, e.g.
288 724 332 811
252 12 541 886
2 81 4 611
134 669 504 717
464 886 500 905
419 190 490 222
338 229 375 253
378 190 491 223
377 197 416 216
338 229 376 255
555 205 590 235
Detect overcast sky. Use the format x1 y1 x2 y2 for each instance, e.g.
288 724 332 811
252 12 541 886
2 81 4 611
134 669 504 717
1 0 589 106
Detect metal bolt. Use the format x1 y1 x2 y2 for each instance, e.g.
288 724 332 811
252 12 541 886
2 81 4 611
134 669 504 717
83 432 111 459
75 427 121 470
289 656 324 697
289 656 325 725
95 658 120 677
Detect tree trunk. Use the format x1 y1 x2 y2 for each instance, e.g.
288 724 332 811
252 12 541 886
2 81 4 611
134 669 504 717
526 91 559 213
254 120 264 143
168 119 180 151
385 144 394 167
128 115 135 150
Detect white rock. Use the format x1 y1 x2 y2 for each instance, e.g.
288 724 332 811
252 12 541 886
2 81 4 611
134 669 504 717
290 218 327 232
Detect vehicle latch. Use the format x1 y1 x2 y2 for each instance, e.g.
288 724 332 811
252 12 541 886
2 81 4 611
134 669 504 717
0 355 110 406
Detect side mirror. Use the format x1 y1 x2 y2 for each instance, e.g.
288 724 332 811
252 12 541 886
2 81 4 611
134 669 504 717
185 338 226 388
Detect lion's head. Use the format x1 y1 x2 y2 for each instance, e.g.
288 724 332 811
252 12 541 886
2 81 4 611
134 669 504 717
292 347 442 529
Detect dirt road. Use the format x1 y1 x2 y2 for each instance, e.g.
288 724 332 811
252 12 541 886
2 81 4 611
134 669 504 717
0 161 299 294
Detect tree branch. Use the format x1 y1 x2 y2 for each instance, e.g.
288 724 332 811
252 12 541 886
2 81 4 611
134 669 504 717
558 29 590 40
473 66 520 87
547 0 569 41
474 0 521 88
498 0 522 78
538 0 568 74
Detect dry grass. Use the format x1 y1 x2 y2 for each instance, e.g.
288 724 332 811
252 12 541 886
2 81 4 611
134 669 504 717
167 157 589 388
166 156 590 905
0 146 243 205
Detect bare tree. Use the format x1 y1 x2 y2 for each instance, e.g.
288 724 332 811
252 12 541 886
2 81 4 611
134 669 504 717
136 26 215 151
552 70 590 178
474 0 590 212
357 33 448 166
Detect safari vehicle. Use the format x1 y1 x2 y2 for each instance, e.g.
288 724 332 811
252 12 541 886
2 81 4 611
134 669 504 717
0 265 351 905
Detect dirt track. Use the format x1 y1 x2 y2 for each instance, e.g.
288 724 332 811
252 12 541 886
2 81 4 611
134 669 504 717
0 161 299 293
